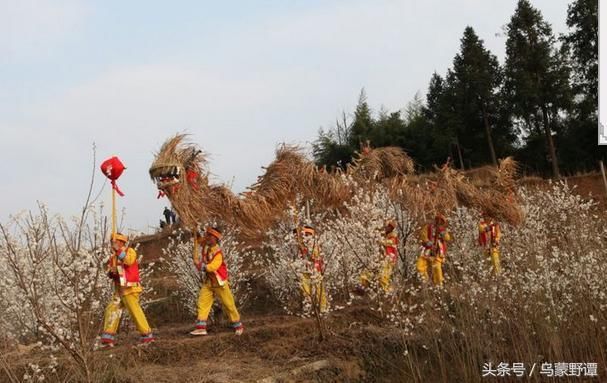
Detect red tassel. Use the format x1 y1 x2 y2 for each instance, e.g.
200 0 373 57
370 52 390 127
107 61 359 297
111 180 125 197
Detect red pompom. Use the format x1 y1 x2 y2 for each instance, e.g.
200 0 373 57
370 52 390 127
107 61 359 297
100 156 125 181
101 156 126 196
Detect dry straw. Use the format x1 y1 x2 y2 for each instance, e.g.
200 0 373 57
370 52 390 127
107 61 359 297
150 135 524 240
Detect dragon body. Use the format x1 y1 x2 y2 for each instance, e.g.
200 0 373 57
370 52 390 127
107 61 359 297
149 134 522 240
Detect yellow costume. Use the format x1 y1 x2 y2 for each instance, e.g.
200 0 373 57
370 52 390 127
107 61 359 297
416 216 452 286
359 222 399 293
479 217 501 275
296 226 328 313
101 235 154 346
191 228 243 336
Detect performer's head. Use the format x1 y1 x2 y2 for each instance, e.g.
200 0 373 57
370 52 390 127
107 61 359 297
205 227 222 245
111 232 128 251
435 214 447 226
384 219 396 234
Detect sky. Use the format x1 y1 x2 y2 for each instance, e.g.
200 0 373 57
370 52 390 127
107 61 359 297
0 0 572 234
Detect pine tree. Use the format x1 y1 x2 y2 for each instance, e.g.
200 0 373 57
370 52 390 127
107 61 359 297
423 73 446 131
312 112 355 170
503 0 571 177
422 73 461 168
559 0 604 172
348 89 374 151
562 0 597 110
450 26 504 166
372 109 406 148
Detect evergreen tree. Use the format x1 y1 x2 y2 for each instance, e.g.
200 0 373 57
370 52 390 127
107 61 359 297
348 89 374 150
312 113 355 170
424 73 445 125
422 73 461 169
503 0 571 177
372 108 406 148
450 26 506 166
560 0 604 172
562 0 598 109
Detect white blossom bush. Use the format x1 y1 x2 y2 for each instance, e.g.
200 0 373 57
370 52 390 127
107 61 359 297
321 185 417 301
254 180 607 376
0 248 37 344
21 357 60 383
436 182 607 330
161 227 252 322
382 182 607 381
0 204 113 382
502 183 607 329
257 183 417 317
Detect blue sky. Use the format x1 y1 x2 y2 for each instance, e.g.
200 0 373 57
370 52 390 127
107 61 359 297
0 0 571 233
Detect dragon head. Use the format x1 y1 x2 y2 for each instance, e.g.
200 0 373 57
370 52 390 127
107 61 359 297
149 134 209 227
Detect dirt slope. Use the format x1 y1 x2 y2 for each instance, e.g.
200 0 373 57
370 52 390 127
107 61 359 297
91 306 394 383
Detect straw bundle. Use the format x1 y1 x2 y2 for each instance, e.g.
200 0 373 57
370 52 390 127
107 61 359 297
150 135 525 242
449 157 524 225
348 147 415 181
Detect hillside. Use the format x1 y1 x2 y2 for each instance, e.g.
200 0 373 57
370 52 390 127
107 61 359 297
2 172 606 383
3 302 412 383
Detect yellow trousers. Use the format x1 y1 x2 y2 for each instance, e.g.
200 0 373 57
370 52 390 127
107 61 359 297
102 288 152 343
359 261 395 292
301 273 328 312
197 280 241 325
416 256 444 286
485 247 501 275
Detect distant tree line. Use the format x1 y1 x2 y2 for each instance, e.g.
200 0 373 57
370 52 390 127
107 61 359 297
313 0 603 177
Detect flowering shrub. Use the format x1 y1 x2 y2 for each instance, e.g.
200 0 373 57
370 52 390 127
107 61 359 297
161 227 252 321
1 180 605 382
0 204 118 382
384 182 607 381
254 181 607 375
436 182 607 330
257 183 417 316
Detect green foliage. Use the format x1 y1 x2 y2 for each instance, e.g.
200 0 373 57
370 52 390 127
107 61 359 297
312 0 603 175
348 89 374 150
312 112 356 170
446 26 516 167
502 0 572 177
562 0 598 107
558 0 605 173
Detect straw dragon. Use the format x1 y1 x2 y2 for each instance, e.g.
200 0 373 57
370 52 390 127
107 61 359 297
149 134 522 240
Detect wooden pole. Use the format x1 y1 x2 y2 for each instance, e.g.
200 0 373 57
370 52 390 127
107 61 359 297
193 230 199 263
193 230 199 254
600 161 607 199
111 187 117 235
306 201 311 223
